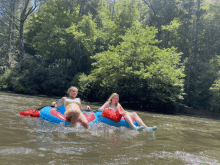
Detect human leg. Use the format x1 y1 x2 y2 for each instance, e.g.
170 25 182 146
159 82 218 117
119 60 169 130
128 112 157 130
128 112 148 128
123 111 138 129
70 111 80 126
64 109 80 127
77 112 89 129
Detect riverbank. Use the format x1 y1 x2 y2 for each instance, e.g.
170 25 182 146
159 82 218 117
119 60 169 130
180 107 220 120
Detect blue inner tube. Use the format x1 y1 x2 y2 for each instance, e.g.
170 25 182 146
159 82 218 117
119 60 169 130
40 105 98 126
39 102 139 128
95 110 139 127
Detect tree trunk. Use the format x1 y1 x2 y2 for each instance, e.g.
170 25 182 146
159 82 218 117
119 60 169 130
18 0 38 63
194 0 201 52
7 15 12 69
111 0 115 21
79 0 86 16
6 0 16 69
182 0 193 60
19 20 24 63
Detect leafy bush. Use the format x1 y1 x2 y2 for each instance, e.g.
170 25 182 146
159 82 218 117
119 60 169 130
83 21 185 113
0 70 12 90
210 79 220 113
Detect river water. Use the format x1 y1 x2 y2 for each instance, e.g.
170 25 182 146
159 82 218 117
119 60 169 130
0 92 220 165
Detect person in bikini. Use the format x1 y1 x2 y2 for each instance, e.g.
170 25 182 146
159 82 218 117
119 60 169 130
99 93 157 131
52 86 90 129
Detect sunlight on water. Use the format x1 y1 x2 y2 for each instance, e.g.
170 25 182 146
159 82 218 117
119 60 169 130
149 151 220 165
0 147 37 155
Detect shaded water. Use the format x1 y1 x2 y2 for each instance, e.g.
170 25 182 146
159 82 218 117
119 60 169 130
0 92 220 165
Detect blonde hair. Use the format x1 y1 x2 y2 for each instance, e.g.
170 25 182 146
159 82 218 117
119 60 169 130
67 86 78 95
107 93 119 107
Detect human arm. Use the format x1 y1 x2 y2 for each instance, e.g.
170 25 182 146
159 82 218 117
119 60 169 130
52 97 66 109
118 103 126 114
98 102 110 110
52 102 56 106
77 98 90 110
81 105 90 110
101 102 123 123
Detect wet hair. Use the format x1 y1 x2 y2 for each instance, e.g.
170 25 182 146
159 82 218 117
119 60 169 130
67 86 78 95
107 93 119 107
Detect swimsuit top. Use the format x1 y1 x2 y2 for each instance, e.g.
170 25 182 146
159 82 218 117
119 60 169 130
109 104 121 111
64 98 80 107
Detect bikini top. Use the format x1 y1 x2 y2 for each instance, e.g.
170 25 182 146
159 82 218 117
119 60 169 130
64 98 81 107
109 104 121 111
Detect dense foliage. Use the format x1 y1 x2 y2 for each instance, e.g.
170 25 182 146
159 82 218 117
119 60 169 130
1 0 220 113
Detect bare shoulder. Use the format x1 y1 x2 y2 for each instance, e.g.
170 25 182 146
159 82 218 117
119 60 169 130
104 102 110 107
60 97 67 102
76 98 81 102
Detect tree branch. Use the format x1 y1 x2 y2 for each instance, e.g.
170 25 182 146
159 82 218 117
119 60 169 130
22 0 38 21
0 8 20 30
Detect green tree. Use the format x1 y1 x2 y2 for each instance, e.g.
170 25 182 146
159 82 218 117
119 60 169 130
80 21 185 112
183 0 220 109
10 0 99 95
143 0 181 42
0 0 19 69
207 1 220 112
26 0 97 73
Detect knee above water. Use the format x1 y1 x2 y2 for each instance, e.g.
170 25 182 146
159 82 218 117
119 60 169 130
123 111 129 116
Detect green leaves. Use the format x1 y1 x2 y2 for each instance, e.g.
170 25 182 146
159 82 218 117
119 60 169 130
88 20 185 109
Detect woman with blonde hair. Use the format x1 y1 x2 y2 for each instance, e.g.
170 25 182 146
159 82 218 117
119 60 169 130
52 86 90 129
99 93 156 131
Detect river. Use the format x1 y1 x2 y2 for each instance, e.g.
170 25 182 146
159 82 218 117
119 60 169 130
0 91 220 165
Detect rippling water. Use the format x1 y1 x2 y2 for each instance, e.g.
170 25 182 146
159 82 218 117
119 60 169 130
0 92 220 165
